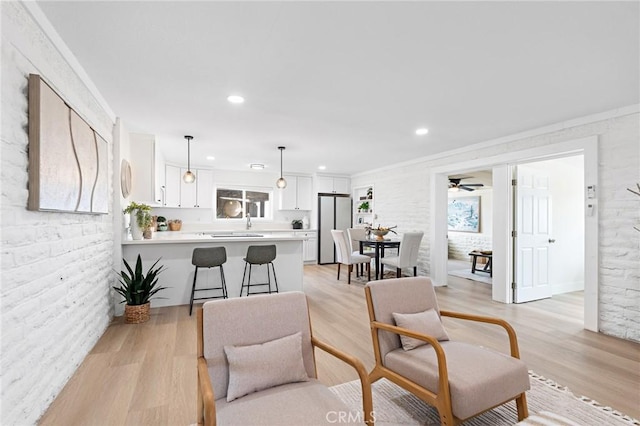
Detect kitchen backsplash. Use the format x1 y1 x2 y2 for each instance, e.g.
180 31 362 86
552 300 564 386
150 207 310 231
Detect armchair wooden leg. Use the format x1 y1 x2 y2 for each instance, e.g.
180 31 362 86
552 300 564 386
348 265 352 284
396 267 401 278
414 266 417 276
516 392 529 421
437 407 455 426
337 263 341 280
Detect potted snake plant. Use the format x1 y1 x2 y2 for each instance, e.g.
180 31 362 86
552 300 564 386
114 255 166 323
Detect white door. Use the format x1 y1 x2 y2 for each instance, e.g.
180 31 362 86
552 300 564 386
514 164 553 303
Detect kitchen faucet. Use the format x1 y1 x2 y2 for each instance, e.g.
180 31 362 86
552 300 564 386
246 212 252 229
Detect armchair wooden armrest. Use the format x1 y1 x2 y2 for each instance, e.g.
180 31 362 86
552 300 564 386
197 357 216 426
311 336 374 425
370 321 452 407
439 310 521 358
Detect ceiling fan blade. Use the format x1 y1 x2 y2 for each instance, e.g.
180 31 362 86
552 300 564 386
459 186 475 191
461 183 484 187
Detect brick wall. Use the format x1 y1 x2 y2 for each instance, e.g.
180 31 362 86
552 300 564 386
1 3 115 424
448 235 492 260
352 113 640 342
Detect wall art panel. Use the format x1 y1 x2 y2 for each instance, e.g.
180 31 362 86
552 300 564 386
28 74 108 214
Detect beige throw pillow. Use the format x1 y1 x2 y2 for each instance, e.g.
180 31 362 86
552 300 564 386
392 308 450 351
224 331 309 402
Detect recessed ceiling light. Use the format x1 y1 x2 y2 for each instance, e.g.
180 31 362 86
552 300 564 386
227 95 245 104
250 163 264 170
318 165 326 170
206 156 215 161
415 128 429 136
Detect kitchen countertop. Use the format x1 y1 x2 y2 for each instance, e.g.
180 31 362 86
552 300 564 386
122 230 313 245
122 231 307 245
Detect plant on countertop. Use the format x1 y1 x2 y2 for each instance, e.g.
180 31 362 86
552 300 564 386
292 219 303 229
114 255 167 323
123 201 153 229
358 201 370 211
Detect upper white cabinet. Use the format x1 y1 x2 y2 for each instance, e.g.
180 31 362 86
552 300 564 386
196 169 214 208
129 133 164 205
164 166 214 208
279 175 313 210
164 164 181 207
316 175 350 194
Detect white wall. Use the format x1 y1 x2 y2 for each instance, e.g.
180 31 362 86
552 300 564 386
352 112 639 342
447 188 493 260
1 2 115 424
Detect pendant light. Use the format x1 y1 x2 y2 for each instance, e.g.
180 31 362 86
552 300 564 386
183 135 195 183
276 146 287 189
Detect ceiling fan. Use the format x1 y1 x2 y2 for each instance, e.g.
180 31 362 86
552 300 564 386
448 177 484 192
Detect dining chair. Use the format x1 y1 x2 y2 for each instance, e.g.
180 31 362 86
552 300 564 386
380 231 423 278
347 227 375 275
331 230 371 284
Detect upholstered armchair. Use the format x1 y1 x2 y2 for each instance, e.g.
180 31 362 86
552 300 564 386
365 277 529 425
197 292 373 425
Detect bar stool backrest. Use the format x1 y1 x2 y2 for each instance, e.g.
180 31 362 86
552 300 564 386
245 245 277 264
192 247 227 268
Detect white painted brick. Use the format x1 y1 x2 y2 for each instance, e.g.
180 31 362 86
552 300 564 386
354 113 640 343
1 3 115 425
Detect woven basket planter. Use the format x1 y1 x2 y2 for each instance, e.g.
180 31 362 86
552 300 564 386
124 302 150 324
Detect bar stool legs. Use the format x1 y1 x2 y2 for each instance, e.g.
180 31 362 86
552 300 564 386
240 245 279 297
190 247 228 315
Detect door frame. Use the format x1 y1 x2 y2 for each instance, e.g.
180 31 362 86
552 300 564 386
429 135 598 332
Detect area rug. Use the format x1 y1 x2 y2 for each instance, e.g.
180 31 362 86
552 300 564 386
330 371 639 426
448 269 492 285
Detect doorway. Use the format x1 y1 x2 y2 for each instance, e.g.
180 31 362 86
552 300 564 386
446 171 494 293
429 136 598 331
513 155 585 304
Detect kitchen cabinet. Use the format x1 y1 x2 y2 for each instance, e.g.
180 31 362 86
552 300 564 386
164 166 214 208
279 175 313 210
164 165 181 207
196 169 214 208
129 133 164 205
316 175 350 194
295 230 317 263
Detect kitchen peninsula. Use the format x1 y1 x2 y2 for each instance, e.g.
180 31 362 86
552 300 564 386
122 232 305 307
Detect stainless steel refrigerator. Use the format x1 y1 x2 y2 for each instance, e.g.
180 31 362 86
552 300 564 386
318 193 352 264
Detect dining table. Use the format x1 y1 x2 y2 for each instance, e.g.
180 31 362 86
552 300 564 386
357 237 401 280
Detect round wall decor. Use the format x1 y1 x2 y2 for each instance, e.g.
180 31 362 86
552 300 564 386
120 159 132 198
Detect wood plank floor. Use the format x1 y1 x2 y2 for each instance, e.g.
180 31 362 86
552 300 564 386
39 264 640 425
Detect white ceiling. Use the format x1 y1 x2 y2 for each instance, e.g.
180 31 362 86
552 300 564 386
36 1 639 176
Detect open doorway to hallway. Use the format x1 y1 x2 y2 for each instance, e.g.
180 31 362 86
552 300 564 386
446 171 494 295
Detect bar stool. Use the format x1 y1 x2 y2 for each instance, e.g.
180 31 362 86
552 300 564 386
240 245 279 297
190 247 228 315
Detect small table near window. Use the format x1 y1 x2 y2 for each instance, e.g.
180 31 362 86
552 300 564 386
358 238 401 280
468 251 492 277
